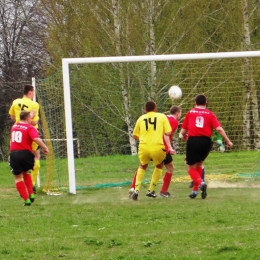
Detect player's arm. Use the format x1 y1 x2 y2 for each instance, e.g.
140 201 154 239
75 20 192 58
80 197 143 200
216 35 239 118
31 103 40 126
31 120 38 127
179 114 189 141
215 126 233 148
33 137 49 155
30 110 36 120
179 128 188 141
132 119 140 140
9 104 16 121
163 134 175 154
213 128 225 152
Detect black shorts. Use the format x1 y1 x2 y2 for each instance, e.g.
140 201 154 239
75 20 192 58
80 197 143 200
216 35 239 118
186 136 213 165
164 152 173 165
9 150 35 175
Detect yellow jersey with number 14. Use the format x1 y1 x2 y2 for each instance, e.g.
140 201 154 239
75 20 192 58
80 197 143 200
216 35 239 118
133 111 171 147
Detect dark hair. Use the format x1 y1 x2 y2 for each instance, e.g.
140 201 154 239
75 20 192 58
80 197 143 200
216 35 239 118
170 105 181 115
145 101 156 112
23 85 34 95
195 94 207 105
20 111 31 121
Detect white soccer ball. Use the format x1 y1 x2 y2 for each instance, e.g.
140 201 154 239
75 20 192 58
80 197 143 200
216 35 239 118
168 85 182 100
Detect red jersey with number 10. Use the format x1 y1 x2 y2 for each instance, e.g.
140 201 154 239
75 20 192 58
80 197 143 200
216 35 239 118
182 107 221 137
10 123 39 152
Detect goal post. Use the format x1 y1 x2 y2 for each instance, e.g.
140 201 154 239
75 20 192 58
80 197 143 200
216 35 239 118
62 60 76 194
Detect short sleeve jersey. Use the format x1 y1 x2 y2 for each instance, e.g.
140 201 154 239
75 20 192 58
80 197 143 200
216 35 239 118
10 123 39 152
166 115 179 142
9 97 40 128
181 107 221 137
163 115 179 152
133 111 172 147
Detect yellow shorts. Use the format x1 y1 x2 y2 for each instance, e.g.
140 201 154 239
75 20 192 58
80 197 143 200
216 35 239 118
138 145 166 166
32 141 39 151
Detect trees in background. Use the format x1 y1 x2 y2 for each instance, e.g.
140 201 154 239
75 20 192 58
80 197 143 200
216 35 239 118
0 0 48 158
1 0 260 157
39 0 260 154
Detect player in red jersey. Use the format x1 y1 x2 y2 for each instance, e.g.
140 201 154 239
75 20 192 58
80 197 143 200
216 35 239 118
9 84 41 193
180 94 233 199
129 106 182 198
9 111 49 206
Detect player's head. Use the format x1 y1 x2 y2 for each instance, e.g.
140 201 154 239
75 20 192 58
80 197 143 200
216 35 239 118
23 85 35 97
195 94 207 106
170 105 182 119
20 111 31 123
145 101 156 112
170 105 181 115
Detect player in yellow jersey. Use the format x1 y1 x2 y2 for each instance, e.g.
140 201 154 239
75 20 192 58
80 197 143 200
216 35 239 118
131 101 172 201
9 85 41 193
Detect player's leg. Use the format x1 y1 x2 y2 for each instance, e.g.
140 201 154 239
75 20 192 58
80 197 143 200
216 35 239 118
9 151 31 205
129 169 138 198
130 169 137 189
188 165 205 188
14 173 31 205
160 153 174 197
31 143 40 193
134 148 149 192
189 165 205 188
201 166 205 181
186 140 203 198
146 149 165 198
187 165 202 198
198 138 213 199
23 172 35 203
147 165 163 198
131 165 147 200
134 166 147 191
186 137 211 199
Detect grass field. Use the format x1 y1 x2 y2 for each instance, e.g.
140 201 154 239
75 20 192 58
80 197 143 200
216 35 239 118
0 154 260 259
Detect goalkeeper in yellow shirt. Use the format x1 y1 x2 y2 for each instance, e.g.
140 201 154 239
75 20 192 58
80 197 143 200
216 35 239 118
9 84 41 193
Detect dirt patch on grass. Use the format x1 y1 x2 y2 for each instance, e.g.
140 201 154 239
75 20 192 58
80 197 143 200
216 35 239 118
208 180 260 188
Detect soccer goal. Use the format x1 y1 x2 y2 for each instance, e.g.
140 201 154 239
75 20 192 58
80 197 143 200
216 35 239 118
37 51 260 194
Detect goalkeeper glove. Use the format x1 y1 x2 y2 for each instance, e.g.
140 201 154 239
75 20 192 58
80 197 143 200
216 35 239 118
216 140 225 153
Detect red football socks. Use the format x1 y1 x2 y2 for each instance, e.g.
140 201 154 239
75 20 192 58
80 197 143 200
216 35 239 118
23 174 34 195
161 172 172 193
130 170 137 189
16 181 29 201
188 168 202 190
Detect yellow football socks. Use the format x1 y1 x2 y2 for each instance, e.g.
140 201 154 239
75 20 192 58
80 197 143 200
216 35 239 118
135 168 146 191
149 168 163 192
31 159 40 186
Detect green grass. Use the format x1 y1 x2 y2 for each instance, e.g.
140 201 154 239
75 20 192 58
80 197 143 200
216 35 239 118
1 154 260 259
30 150 260 191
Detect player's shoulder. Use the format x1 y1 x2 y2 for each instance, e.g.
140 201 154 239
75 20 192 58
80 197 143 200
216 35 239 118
12 98 22 104
156 112 167 118
167 115 177 121
23 98 39 107
31 100 39 105
32 100 39 108
27 123 38 131
206 109 216 116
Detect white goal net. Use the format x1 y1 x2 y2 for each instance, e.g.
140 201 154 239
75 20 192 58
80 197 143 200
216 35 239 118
36 51 260 194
